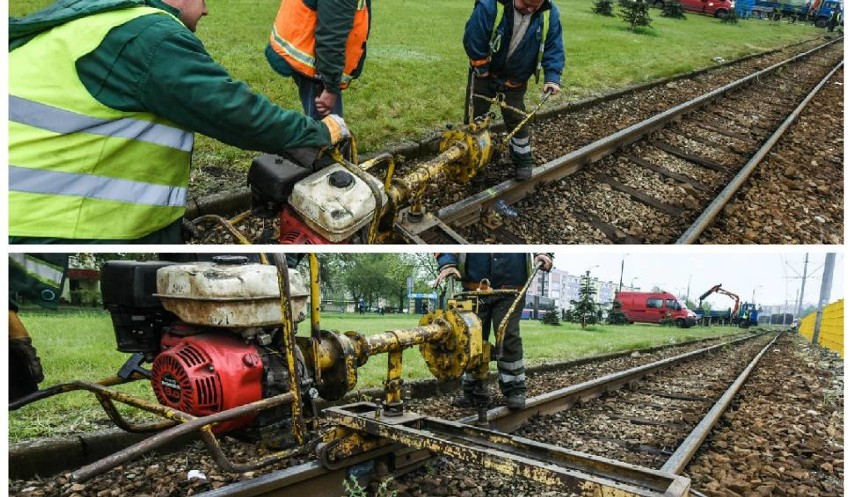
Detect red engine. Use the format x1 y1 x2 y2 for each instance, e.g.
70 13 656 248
279 206 342 244
151 333 264 433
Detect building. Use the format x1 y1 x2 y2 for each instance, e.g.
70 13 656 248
528 268 639 312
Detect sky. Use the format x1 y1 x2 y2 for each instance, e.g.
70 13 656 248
549 248 843 309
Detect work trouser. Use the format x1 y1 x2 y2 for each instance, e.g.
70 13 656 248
465 76 533 170
292 73 352 165
462 293 526 397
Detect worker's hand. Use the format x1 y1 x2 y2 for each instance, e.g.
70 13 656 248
433 265 462 287
533 253 553 272
321 114 351 146
10 337 44 384
315 90 338 117
542 83 561 96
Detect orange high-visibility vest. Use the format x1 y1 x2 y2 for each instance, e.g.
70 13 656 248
268 0 369 89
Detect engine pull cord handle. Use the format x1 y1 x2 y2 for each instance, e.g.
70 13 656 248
493 263 543 360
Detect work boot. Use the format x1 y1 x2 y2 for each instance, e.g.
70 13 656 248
514 165 532 181
505 393 525 410
453 383 489 408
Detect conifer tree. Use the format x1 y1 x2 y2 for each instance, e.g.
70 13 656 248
619 0 653 30
661 0 686 18
570 271 600 329
540 307 561 326
606 298 631 325
593 0 615 16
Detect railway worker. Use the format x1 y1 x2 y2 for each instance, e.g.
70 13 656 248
9 0 350 244
463 0 565 181
434 253 553 410
265 0 371 120
8 254 69 402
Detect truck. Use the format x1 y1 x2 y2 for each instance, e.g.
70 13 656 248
614 291 697 328
737 302 760 328
736 0 842 23
812 0 843 27
740 0 809 19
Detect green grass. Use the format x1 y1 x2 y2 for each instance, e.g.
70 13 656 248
9 310 742 442
10 0 824 177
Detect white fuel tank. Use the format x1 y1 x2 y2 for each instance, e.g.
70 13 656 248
155 260 309 328
288 164 387 242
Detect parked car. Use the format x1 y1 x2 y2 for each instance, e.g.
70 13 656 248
615 290 697 328
649 0 735 17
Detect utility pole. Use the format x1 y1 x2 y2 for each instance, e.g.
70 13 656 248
812 253 836 345
795 253 809 317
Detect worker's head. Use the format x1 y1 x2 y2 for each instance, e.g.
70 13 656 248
164 0 208 32
514 0 546 15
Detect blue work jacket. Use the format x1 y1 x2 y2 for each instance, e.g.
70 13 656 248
463 0 565 87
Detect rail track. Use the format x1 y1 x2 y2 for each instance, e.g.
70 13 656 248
417 38 843 244
189 37 843 245
10 332 842 497
189 333 776 497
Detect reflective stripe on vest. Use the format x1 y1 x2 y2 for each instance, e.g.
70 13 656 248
9 7 193 240
490 3 550 82
268 0 369 89
9 254 65 289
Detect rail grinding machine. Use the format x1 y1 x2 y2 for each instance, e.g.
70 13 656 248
10 255 692 496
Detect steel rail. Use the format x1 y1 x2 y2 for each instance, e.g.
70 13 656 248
195 333 773 497
661 332 783 473
676 60 844 243
461 332 771 433
435 38 842 232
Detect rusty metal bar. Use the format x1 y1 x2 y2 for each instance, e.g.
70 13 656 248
661 333 782 474
326 403 691 497
676 60 844 243
361 324 449 356
436 38 842 230
72 392 295 482
273 254 307 445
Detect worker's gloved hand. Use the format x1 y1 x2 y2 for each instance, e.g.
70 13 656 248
433 265 462 287
10 337 44 385
542 83 561 96
321 114 351 146
533 253 553 272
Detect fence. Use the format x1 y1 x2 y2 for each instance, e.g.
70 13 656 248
799 299 844 357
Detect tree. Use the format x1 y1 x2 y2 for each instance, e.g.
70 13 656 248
661 0 686 18
606 298 630 325
570 271 600 329
619 0 653 31
593 0 615 16
540 307 561 326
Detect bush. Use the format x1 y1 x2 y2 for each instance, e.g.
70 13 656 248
593 0 615 16
540 309 561 326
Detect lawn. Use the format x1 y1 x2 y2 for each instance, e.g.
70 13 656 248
9 309 743 442
9 0 825 176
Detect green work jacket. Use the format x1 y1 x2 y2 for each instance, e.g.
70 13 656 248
9 0 332 241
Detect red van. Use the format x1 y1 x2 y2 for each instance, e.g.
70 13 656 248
651 0 735 17
615 291 697 328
